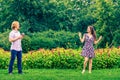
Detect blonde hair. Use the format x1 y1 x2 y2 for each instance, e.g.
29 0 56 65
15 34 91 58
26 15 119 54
11 21 19 29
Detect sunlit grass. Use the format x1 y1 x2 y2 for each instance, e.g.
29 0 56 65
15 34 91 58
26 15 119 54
0 69 120 80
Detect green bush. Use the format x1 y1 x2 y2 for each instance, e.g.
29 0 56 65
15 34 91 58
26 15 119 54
22 36 31 53
0 49 10 69
22 48 120 69
29 30 81 50
30 37 56 50
113 30 120 47
0 31 31 53
0 30 81 52
0 48 120 69
0 31 10 51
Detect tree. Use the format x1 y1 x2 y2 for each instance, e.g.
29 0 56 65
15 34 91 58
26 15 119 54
92 0 117 48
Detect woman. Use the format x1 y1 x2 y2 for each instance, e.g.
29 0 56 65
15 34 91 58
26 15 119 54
78 26 102 74
8 21 24 74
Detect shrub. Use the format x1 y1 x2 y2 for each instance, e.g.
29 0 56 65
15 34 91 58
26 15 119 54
0 48 120 70
30 37 56 50
0 31 10 51
22 35 31 53
0 30 81 52
113 30 120 47
29 30 81 50
0 31 31 53
0 48 10 69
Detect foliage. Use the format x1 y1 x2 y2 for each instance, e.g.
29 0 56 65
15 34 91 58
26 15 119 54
91 0 120 48
22 35 31 53
0 0 120 48
0 48 120 69
0 30 81 52
0 30 31 53
0 0 95 33
0 31 10 51
29 30 81 50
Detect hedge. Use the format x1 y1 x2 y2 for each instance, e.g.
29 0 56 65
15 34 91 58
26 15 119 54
0 47 120 69
0 30 81 53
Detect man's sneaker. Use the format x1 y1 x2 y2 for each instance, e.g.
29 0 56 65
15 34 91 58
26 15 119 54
9 72 12 75
18 72 23 74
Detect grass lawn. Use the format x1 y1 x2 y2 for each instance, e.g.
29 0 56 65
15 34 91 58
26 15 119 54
0 69 120 80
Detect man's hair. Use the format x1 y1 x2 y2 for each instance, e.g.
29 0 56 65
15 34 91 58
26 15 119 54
11 21 19 29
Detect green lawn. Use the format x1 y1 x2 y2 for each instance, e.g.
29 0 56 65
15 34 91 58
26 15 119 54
0 69 120 80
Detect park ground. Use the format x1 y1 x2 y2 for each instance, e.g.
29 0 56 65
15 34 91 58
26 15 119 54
0 68 120 80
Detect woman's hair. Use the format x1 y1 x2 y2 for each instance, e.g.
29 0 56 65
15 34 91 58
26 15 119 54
88 26 96 40
11 21 19 29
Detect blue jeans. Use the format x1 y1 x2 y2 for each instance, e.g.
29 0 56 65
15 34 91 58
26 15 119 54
8 50 22 73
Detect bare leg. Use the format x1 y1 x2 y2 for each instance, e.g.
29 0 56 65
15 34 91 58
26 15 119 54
82 57 88 74
89 58 92 73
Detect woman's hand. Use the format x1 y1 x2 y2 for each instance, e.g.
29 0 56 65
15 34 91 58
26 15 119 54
78 32 82 38
94 35 102 44
99 36 102 40
78 32 85 43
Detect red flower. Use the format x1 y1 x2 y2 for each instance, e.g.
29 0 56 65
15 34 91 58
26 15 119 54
51 49 54 54
30 51 33 55
58 51 60 56
108 51 110 57
100 52 102 55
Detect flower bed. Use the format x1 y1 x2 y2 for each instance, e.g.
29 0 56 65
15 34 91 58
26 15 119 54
0 47 120 69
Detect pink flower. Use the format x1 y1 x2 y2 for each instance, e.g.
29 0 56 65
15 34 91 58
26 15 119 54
118 46 120 49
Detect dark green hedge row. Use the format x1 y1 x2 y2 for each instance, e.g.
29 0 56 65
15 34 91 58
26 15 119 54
29 30 81 50
0 30 81 53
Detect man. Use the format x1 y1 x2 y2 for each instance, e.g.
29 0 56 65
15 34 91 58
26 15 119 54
8 21 24 74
